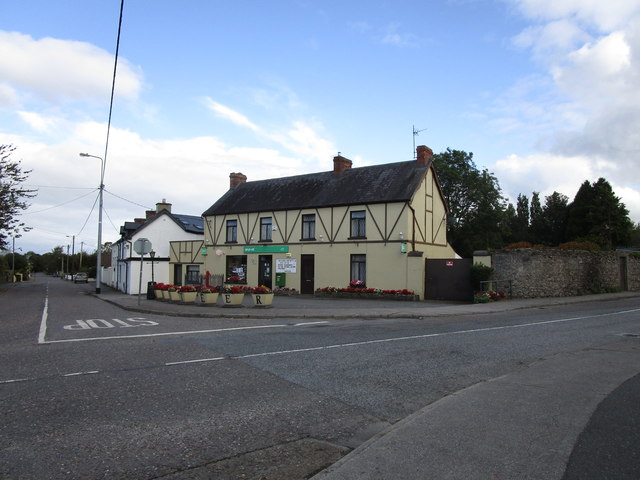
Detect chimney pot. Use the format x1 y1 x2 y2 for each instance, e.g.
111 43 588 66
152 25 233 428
230 172 247 189
416 145 433 165
333 154 353 174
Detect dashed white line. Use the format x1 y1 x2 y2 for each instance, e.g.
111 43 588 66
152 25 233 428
166 357 226 366
63 371 99 377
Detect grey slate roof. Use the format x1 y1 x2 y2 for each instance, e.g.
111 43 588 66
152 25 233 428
118 211 204 240
202 160 429 216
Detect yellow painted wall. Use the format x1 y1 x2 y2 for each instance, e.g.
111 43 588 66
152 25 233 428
202 165 456 298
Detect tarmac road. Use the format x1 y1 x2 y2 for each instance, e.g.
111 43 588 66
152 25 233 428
2 278 639 479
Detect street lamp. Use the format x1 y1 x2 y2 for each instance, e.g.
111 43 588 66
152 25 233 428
80 152 105 294
12 235 21 282
66 235 75 273
150 250 156 283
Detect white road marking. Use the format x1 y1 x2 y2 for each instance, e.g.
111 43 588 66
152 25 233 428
0 378 30 384
6 309 637 385
166 357 226 366
41 323 323 344
197 308 640 362
37 285 49 344
63 371 99 377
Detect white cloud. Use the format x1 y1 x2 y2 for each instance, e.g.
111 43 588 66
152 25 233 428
203 98 261 132
202 97 336 167
488 2 640 223
495 152 640 221
0 31 143 106
17 111 60 132
381 23 420 47
14 111 337 253
510 0 640 31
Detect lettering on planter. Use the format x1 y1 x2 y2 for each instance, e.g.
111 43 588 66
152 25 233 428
64 317 158 330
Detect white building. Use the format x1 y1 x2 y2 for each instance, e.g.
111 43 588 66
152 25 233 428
110 200 204 294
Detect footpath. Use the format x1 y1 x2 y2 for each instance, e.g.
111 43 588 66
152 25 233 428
94 289 640 479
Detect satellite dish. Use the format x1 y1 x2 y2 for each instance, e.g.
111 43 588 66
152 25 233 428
215 249 224 256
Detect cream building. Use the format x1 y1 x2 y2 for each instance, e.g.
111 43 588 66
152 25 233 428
201 146 457 299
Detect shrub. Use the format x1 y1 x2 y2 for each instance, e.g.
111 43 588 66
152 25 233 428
558 241 601 252
470 263 493 291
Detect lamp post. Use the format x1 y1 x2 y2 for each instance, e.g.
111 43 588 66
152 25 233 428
67 235 75 273
150 250 156 283
80 153 105 294
11 235 21 282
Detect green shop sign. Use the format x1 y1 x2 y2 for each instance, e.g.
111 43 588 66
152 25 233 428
244 245 289 254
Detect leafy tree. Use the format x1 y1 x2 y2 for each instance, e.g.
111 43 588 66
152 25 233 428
529 192 544 244
540 192 569 246
630 222 640 247
566 178 634 249
511 194 530 242
433 148 506 257
0 145 37 250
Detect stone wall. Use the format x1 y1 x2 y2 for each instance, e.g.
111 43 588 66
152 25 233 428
486 249 639 298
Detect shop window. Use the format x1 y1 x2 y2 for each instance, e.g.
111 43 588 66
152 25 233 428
226 219 237 243
226 255 247 284
350 210 366 238
351 254 366 283
260 217 272 242
302 214 315 240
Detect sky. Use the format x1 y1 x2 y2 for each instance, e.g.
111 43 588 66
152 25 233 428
2 0 640 255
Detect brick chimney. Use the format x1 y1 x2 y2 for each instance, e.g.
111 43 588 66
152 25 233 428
156 199 172 213
416 145 433 165
333 153 353 174
229 172 247 189
145 210 155 219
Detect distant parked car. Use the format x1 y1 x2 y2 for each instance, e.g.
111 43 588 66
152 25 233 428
73 273 88 283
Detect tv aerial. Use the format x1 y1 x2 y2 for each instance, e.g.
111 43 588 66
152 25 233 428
412 125 427 159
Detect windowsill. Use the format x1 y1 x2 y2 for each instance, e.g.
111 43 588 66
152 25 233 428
259 239 273 243
348 236 367 240
300 238 316 241
225 241 238 244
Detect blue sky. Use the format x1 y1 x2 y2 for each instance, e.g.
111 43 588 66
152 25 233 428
2 0 640 254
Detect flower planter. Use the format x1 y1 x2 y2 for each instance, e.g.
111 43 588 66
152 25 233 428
200 292 219 305
161 290 170 300
221 293 244 307
154 289 163 300
180 291 198 303
169 290 181 302
252 293 274 307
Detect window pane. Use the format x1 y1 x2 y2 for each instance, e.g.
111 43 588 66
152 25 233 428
350 254 366 283
302 214 315 239
351 211 366 238
226 219 237 242
260 217 272 241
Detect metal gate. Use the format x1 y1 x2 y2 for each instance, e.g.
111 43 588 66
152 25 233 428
425 258 473 302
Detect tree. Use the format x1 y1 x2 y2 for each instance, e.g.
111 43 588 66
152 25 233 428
433 148 506 257
0 145 37 250
541 191 569 246
529 192 544 244
513 194 530 242
566 178 634 249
